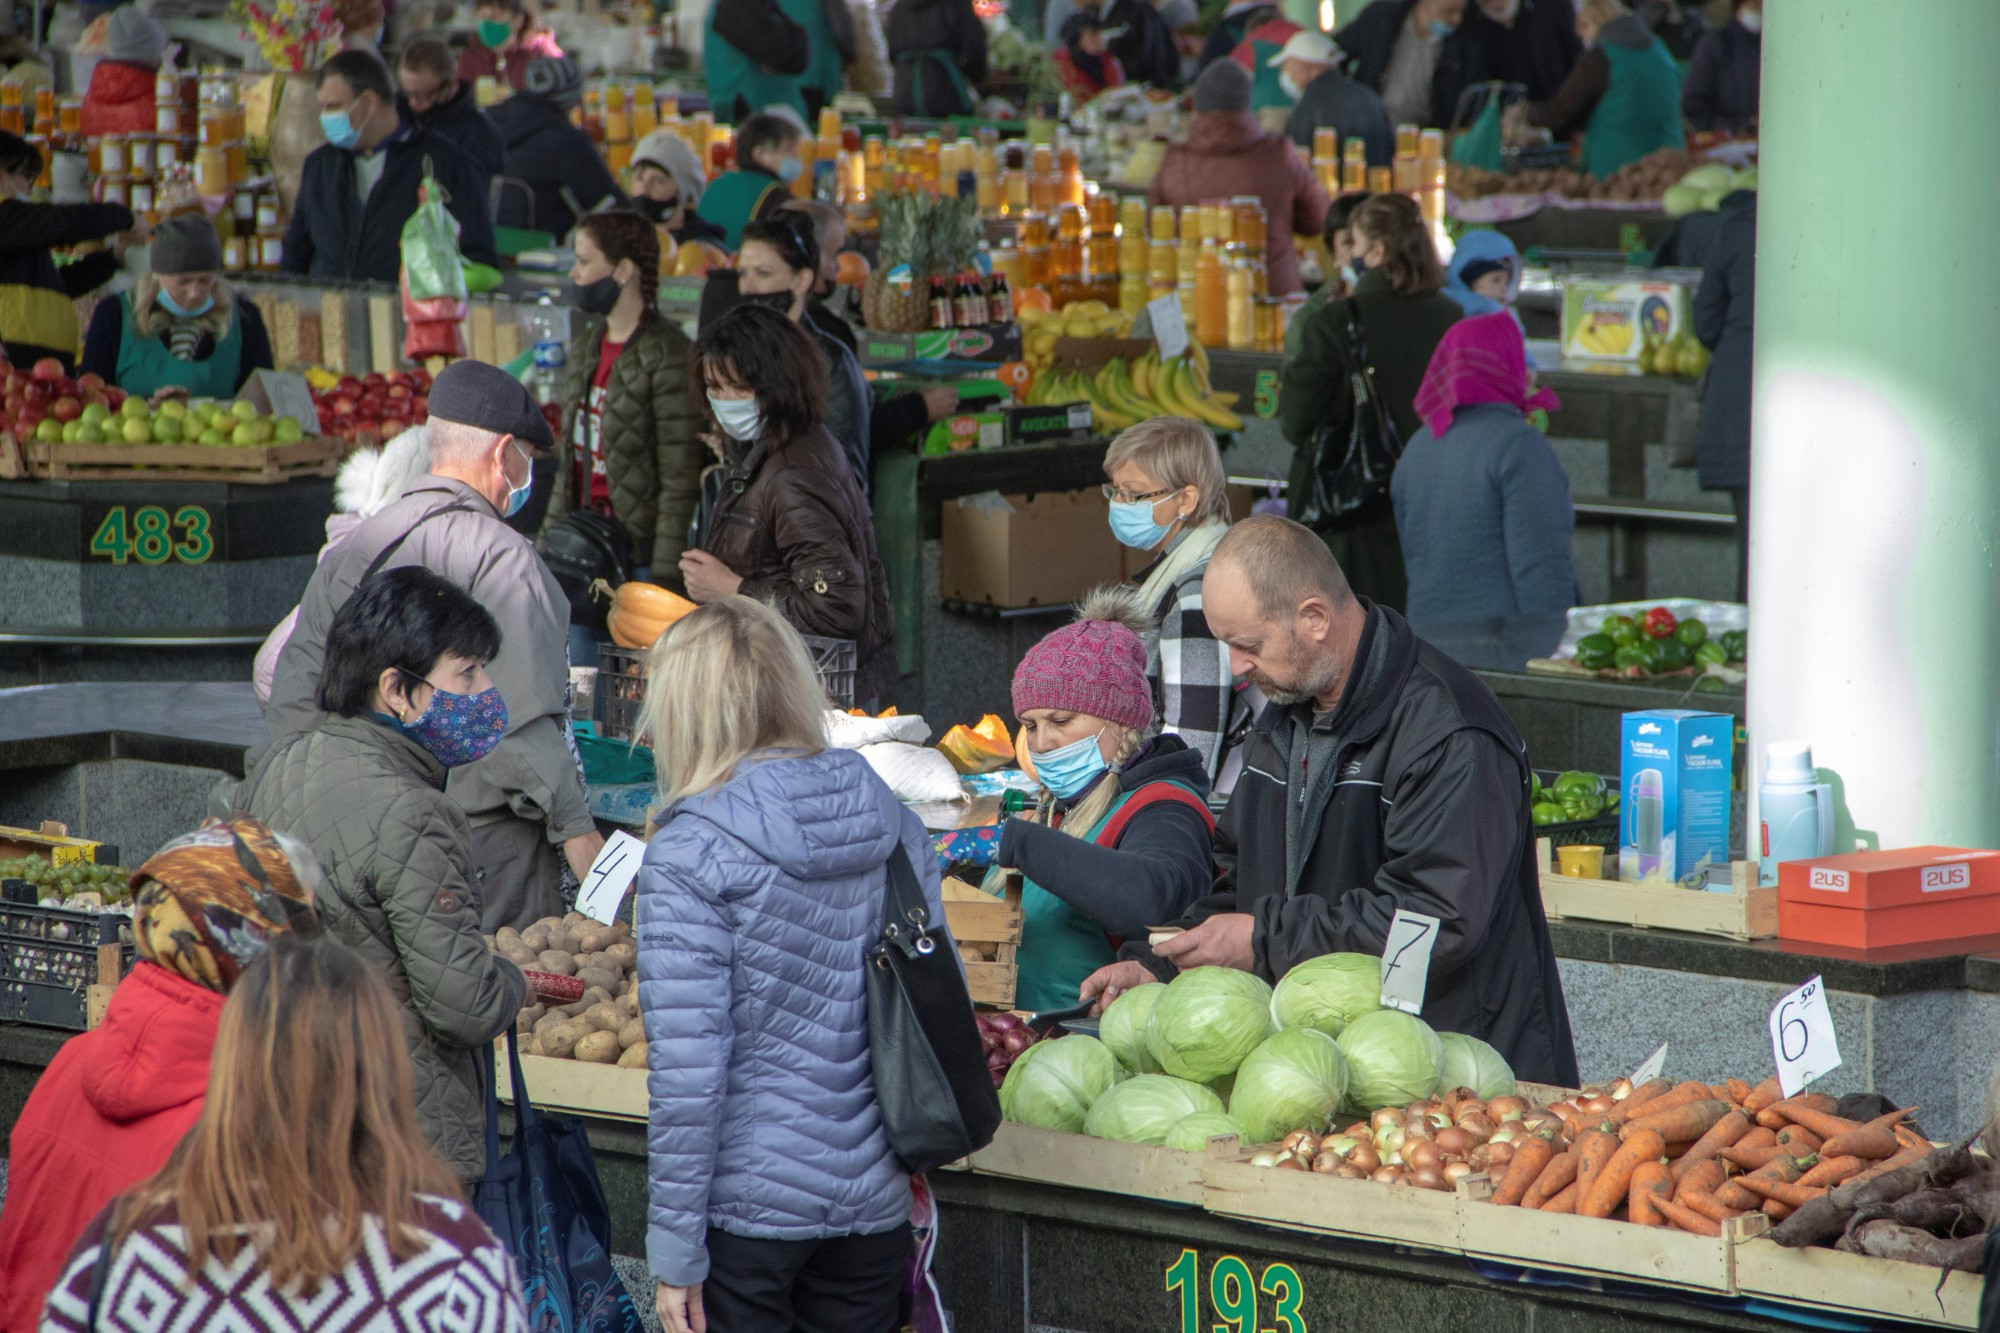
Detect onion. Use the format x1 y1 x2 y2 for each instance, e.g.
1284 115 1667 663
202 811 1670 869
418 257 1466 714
1275 1155 1308 1171
1249 1151 1278 1168
1466 1144 1492 1172
1374 1126 1406 1157
987 1050 1010 1071
1371 1107 1406 1132
1311 1153 1342 1175
1486 1140 1516 1169
1372 1166 1403 1184
1608 1077 1635 1100
1458 1112 1496 1140
1442 1161 1473 1184
1434 1126 1473 1157
1444 1086 1478 1111
1283 1130 1321 1158
988 1013 1023 1032
1000 1029 1034 1055
1322 1134 1359 1160
1581 1095 1615 1116
1490 1125 1518 1146
1403 1117 1433 1143
1405 1141 1443 1174
1487 1096 1527 1122
1347 1142 1381 1172
1410 1168 1448 1192
1336 1163 1369 1180
1343 1121 1371 1138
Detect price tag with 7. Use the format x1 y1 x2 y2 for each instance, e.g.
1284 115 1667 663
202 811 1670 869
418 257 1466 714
576 830 647 926
1769 974 1841 1098
1378 909 1440 1015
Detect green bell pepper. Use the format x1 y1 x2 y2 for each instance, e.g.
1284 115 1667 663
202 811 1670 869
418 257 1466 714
1561 791 1605 821
1720 629 1747 664
1694 641 1728 669
1656 638 1692 672
1674 618 1708 648
1532 801 1568 826
1552 770 1603 799
1574 634 1617 670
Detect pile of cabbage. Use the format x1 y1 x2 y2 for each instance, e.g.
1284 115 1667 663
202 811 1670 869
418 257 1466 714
1662 161 1758 217
998 957 1516 1150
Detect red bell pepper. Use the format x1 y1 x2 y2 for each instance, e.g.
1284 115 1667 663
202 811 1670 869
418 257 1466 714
1644 606 1678 640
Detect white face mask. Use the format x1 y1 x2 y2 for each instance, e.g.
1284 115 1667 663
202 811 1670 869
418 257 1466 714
1736 8 1762 33
707 393 763 441
1278 70 1303 102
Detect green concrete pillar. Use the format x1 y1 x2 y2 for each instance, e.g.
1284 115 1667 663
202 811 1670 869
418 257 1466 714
1749 2 2000 849
1281 0 1329 33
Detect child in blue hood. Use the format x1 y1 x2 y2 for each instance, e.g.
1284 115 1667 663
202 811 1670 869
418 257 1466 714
1444 229 1534 368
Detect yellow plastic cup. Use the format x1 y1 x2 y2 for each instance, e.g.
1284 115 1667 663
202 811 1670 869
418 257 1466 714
1556 845 1606 880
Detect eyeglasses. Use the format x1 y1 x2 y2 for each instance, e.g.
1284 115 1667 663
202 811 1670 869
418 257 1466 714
1101 483 1173 505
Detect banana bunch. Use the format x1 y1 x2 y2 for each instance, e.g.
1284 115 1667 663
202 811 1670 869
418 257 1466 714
1572 311 1634 357
1048 345 1243 434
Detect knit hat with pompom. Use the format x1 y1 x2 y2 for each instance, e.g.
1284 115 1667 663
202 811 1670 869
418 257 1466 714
1010 586 1156 731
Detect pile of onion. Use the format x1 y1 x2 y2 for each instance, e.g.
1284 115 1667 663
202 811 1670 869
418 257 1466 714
978 1012 1040 1088
1247 1088 1567 1191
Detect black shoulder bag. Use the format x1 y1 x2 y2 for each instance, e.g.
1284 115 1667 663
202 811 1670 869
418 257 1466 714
1292 300 1406 530
541 511 633 629
865 845 1001 1173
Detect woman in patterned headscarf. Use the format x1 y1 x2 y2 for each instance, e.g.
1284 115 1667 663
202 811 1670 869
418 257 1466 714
0 818 320 1333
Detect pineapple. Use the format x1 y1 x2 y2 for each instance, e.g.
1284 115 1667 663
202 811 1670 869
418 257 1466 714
863 191 983 332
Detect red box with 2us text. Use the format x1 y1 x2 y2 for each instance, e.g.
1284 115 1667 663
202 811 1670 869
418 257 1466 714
1777 846 2000 949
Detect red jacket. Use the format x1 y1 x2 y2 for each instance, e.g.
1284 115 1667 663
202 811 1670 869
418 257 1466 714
456 29 564 92
0 962 222 1333
79 60 158 137
1148 110 1331 297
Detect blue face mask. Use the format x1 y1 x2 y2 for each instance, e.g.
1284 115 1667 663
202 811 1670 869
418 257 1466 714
775 155 804 184
504 441 533 517
1427 18 1454 38
1033 729 1107 800
1108 497 1176 551
320 106 362 150
395 680 508 768
158 289 215 319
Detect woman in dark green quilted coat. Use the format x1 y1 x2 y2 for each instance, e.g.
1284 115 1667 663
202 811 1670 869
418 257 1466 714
244 566 528 1183
537 210 702 585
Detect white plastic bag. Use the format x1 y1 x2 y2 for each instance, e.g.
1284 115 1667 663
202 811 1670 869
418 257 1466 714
858 742 966 803
826 710 932 749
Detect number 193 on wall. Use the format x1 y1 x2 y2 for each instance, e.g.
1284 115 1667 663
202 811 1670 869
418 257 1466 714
1164 1250 1307 1333
88 505 214 565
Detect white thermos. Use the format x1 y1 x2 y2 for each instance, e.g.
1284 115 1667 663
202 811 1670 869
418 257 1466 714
1759 741 1835 887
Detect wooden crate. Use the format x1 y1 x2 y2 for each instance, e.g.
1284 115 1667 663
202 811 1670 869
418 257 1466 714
1201 1149 1460 1251
961 1121 1210 1206
13 434 353 483
494 1049 648 1124
1456 1174 1744 1294
943 874 1022 1008
1731 1233 1978 1330
1537 838 1775 940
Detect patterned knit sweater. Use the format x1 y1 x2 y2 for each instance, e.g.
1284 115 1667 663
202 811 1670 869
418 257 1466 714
37 1195 528 1333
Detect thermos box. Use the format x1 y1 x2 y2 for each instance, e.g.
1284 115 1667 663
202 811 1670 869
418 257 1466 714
1619 710 1733 886
1778 848 2000 949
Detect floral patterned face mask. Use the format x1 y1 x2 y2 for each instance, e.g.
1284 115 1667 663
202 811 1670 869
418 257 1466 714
396 678 508 768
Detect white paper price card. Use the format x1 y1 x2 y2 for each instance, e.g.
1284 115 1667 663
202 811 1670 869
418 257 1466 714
1378 909 1440 1015
1628 1041 1668 1088
1769 974 1841 1097
576 830 647 925
1146 292 1189 361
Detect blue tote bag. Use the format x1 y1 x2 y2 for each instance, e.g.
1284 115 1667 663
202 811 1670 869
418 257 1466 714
476 1031 645 1333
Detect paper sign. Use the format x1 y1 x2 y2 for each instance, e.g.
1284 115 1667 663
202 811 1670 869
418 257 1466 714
576 830 647 925
1628 1041 1668 1088
245 369 323 435
1769 974 1841 1097
1378 909 1439 1015
1145 292 1189 361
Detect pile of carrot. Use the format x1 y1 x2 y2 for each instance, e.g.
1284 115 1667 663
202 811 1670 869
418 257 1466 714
1487 1075 1929 1235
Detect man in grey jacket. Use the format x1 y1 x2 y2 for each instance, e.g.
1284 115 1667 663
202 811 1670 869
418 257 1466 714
258 360 603 930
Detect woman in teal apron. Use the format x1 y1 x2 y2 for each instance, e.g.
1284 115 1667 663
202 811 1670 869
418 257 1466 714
995 588 1218 1013
694 115 804 250
78 215 272 400
1518 0 1683 181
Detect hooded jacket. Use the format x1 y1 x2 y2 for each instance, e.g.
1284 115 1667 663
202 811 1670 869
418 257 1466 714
1681 18 1760 134
1148 111 1330 296
0 962 224 1333
1442 228 1522 318
243 715 529 1180
1693 191 1754 491
403 80 508 183
884 0 989 117
78 60 156 136
489 93 626 236
638 749 935 1285
1123 603 1580 1087
279 118 498 283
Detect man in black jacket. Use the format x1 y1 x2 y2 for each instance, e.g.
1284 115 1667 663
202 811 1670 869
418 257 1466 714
1334 0 1479 130
398 34 506 183
1461 0 1580 104
1083 515 1579 1086
488 56 624 236
282 49 498 283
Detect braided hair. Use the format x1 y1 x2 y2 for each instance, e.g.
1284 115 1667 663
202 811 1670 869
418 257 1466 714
576 209 661 325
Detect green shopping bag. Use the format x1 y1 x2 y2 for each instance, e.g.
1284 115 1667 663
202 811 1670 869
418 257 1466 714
1450 87 1506 172
401 165 468 304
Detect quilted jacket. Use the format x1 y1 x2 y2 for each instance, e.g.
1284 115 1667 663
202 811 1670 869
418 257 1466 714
539 312 703 576
244 716 528 1180
637 748 938 1286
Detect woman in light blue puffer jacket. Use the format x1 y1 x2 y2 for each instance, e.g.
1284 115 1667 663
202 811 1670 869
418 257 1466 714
635 596 935 1333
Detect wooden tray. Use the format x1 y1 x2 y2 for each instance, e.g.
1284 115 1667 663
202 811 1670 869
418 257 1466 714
943 874 1023 1008
1201 1150 1460 1251
961 1121 1209 1206
1538 838 1775 940
1731 1233 1978 1330
13 435 353 483
1457 1174 1747 1294
494 1049 647 1124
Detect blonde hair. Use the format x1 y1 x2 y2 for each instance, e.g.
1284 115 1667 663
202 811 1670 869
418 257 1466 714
1104 417 1230 526
1056 586 1159 837
642 596 828 803
131 271 236 342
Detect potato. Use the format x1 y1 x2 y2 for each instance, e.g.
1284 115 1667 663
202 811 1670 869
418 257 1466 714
575 1031 621 1064
577 966 620 995
495 926 522 948
604 941 637 971
482 933 497 950
525 1034 543 1057
576 924 620 954
544 929 578 957
502 944 538 967
556 997 592 1018
536 949 577 976
519 1002 546 1026
521 924 552 952
533 1009 569 1036
618 1017 646 1049
581 985 614 1009
563 911 588 928
584 1002 625 1033
620 977 636 998
618 1041 648 1069
619 990 641 1016
539 1023 579 1059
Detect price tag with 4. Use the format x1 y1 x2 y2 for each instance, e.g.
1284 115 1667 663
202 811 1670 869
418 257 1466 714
576 830 647 926
1378 909 1440 1015
1769 974 1842 1098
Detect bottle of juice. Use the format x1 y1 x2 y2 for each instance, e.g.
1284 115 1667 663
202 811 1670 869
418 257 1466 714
1342 138 1367 193
1225 258 1255 350
1150 205 1177 243
1147 238 1178 298
1194 239 1225 348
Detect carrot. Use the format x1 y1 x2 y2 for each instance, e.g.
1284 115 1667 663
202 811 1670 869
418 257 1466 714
1583 1129 1666 1219
1732 1125 1779 1153
1628 1160 1673 1226
1774 1125 1823 1154
1716 1156 1807 1210
1652 1194 1723 1236
1609 1078 1673 1123
1540 1180 1580 1214
1743 1076 1783 1113
1672 1109 1751 1181
1492 1136 1556 1206
1623 1099 1731 1144
1821 1110 1911 1161
1682 1191 1744 1223
1573 1129 1620 1202
1523 1151 1580 1209
1894 1123 1929 1152
1724 1078 1754 1107
1736 1175 1825 1209
1765 1095 1855 1140
1674 1157 1727 1204
1721 1142 1794 1171
1761 1198 1796 1221
1612 1081 1707 1127
1795 1154 1866 1189
1850 1143 1931 1185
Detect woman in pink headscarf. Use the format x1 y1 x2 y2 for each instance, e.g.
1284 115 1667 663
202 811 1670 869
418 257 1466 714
1390 311 1575 626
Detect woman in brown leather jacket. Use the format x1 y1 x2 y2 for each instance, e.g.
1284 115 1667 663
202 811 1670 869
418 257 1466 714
680 306 898 706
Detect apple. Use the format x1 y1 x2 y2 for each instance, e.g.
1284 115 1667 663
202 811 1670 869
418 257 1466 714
75 421 103 444
384 383 412 401
31 357 65 382
75 372 104 393
23 379 53 404
34 417 62 442
329 394 357 416
157 399 187 420
60 418 83 442
363 372 385 390
80 390 107 410
336 375 362 396
79 402 110 426
104 388 126 409
121 396 150 419
50 395 80 422
121 417 151 444
153 416 186 443
230 421 258 445
273 417 305 442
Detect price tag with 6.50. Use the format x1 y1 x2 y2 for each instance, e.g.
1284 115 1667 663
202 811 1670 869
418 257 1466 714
1769 974 1841 1097
1379 909 1440 1015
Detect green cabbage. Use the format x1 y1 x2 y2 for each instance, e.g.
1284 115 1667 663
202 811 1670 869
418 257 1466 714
1146 967 1274 1084
1099 982 1165 1074
1336 1009 1443 1111
1269 953 1383 1037
999 1035 1123 1132
1162 1110 1249 1152
1229 1028 1350 1145
1082 1074 1223 1145
1437 1031 1516 1101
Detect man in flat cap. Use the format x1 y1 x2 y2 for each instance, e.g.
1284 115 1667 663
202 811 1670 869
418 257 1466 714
257 360 601 930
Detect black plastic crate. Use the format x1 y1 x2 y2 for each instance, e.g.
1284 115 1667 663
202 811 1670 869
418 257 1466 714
594 634 859 742
1532 769 1620 851
0 879 134 1031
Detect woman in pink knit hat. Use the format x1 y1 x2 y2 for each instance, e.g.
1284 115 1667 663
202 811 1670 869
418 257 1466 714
997 588 1220 1012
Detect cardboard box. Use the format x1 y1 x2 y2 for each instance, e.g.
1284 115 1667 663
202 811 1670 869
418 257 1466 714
1618 710 1732 886
1778 847 2000 949
859 325 1023 365
1561 278 1694 361
940 489 1122 609
0 821 118 867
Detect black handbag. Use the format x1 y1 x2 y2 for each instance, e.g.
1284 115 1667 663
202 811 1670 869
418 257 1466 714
1293 301 1407 529
541 511 633 630
865 845 1001 1174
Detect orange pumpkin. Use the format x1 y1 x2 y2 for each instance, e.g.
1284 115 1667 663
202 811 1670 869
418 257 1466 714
606 581 696 649
835 251 871 286
939 713 1015 775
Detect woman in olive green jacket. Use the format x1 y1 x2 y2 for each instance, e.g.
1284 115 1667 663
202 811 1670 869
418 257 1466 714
538 211 701 582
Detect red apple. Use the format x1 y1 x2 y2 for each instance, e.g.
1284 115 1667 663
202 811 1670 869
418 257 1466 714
75 372 104 393
30 357 65 382
80 389 107 409
104 388 126 408
362 372 385 389
336 375 362 396
50 396 80 422
23 379 54 403
384 383 411 400
411 395 428 417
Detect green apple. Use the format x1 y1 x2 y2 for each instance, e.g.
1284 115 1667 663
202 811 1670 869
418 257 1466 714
80 403 110 427
157 399 187 420
250 419 275 444
121 418 151 444
232 399 260 421
199 427 229 445
61 418 83 442
119 396 149 420
231 421 258 446
273 417 304 442
151 417 183 443
76 421 103 444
